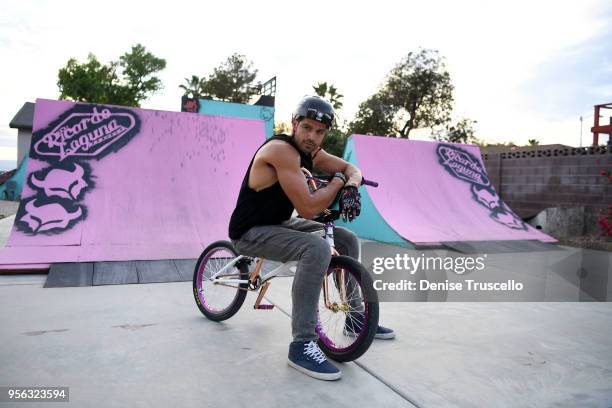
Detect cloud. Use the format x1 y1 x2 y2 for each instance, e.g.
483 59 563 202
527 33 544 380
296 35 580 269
2 0 610 150
0 137 17 148
520 23 612 120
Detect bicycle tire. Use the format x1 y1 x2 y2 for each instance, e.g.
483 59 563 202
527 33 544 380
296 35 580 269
316 255 379 362
193 240 249 321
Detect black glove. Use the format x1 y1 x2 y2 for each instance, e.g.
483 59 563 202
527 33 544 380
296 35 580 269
339 186 361 222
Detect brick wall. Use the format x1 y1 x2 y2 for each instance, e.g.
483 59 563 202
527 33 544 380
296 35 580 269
482 145 612 234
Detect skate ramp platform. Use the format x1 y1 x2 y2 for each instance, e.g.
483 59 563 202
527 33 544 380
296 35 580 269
41 258 290 288
337 135 556 249
0 99 265 269
443 239 559 254
42 259 196 288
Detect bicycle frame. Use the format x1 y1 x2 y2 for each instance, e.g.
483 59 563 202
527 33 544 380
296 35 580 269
206 168 347 310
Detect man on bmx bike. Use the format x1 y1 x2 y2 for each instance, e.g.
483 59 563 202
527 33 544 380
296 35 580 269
228 95 394 381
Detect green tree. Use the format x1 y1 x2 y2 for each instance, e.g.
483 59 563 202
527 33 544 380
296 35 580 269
432 118 478 144
348 93 396 136
528 139 540 146
274 121 292 135
310 81 348 157
118 44 166 104
382 49 454 138
321 126 347 158
200 54 259 103
348 49 454 138
57 44 166 107
179 75 205 99
312 82 344 110
57 54 116 104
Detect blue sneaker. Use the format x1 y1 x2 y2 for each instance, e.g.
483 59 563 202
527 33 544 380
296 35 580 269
287 340 342 381
344 312 396 340
374 324 396 340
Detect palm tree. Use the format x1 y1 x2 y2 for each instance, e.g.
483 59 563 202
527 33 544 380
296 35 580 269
312 81 343 110
179 75 204 99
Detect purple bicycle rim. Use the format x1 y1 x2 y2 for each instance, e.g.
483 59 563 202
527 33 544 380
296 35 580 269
316 270 368 353
197 248 239 312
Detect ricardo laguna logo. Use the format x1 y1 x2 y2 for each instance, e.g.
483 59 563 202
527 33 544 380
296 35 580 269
16 103 141 235
32 104 140 162
437 145 490 188
437 144 527 230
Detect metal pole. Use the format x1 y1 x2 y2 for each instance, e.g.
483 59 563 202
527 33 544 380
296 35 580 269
593 105 600 146
580 116 583 147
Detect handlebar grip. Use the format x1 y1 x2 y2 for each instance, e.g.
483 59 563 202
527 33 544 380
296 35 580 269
362 178 378 187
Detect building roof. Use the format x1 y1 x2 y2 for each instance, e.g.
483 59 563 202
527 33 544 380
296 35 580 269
480 144 573 154
253 95 275 107
9 102 35 130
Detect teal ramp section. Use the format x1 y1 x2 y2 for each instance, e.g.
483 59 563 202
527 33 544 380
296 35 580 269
0 156 28 201
335 138 411 247
198 99 274 138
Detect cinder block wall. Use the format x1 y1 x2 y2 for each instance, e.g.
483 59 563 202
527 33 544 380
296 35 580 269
482 146 612 235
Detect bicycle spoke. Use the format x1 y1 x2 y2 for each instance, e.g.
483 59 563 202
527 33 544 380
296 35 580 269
196 248 243 313
316 257 379 359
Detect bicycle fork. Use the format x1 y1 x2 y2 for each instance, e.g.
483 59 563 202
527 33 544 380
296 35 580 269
322 223 349 313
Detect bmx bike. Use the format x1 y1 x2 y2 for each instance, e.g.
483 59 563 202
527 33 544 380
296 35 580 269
193 169 379 362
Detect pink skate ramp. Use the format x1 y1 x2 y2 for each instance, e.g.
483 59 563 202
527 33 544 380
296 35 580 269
0 99 265 266
351 134 556 244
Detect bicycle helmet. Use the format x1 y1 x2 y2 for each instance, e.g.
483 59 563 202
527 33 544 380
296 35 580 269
293 95 335 129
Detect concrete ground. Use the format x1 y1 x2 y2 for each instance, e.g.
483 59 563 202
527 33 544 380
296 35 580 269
1 276 612 408
1 215 612 407
0 215 15 246
0 200 19 219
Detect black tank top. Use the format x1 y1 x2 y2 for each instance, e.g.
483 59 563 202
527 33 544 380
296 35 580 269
228 134 313 240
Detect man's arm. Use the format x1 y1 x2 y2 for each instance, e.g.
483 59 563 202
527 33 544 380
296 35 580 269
312 149 362 187
263 143 345 219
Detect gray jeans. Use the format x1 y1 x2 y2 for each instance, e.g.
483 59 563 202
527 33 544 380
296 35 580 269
232 217 361 342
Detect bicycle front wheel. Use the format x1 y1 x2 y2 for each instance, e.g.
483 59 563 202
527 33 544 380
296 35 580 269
193 240 249 321
316 255 379 362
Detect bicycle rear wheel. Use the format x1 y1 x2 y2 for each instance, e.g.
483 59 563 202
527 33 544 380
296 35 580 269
316 255 379 362
193 240 249 321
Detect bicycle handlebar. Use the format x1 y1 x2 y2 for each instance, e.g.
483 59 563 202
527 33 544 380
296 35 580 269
361 178 378 188
304 175 378 224
309 175 378 188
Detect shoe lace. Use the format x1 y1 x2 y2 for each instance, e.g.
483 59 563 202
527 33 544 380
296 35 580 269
303 341 327 364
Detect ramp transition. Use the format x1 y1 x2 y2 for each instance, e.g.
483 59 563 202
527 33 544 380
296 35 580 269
337 134 556 246
0 99 265 268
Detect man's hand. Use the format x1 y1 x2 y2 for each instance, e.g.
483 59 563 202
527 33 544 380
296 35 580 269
339 186 361 222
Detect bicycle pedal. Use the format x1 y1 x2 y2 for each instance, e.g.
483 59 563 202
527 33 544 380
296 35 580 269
254 304 275 310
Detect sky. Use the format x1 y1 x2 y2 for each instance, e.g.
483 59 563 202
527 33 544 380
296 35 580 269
1 0 611 165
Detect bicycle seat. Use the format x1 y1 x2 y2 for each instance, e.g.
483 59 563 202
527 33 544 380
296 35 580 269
311 209 341 224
